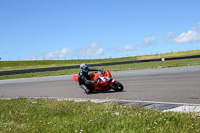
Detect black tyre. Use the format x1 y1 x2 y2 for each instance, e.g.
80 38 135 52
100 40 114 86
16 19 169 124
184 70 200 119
111 81 124 91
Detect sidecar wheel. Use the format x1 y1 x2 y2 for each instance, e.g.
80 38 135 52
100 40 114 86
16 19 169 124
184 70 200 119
112 81 123 91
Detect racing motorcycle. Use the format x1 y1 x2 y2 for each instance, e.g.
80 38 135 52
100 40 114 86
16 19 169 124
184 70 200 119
73 69 124 92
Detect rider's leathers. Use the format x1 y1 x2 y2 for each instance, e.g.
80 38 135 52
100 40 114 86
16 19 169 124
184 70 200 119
78 68 103 85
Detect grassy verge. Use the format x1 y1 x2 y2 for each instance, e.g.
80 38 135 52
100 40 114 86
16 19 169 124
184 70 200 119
1 50 200 71
0 58 200 80
0 57 137 71
137 50 200 60
0 98 199 133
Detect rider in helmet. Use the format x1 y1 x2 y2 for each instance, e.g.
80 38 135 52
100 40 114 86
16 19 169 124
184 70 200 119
78 63 105 94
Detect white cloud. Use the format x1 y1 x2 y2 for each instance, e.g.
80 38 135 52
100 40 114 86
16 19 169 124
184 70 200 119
191 22 200 31
165 32 176 42
80 43 104 56
174 30 200 43
142 36 157 47
124 36 156 52
165 22 200 43
59 48 70 58
124 45 137 51
44 48 70 59
26 54 37 60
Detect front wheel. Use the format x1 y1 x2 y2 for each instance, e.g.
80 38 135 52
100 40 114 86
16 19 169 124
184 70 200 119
111 81 124 91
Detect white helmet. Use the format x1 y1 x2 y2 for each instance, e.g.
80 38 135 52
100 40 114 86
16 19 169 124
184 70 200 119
80 63 88 72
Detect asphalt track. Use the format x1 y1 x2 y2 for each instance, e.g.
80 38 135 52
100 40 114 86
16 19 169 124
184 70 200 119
0 65 200 105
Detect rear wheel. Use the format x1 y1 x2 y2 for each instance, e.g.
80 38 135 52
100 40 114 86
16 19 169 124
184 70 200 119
111 81 124 91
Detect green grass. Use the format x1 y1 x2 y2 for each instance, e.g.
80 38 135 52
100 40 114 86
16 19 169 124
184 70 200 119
0 57 137 71
137 50 200 60
0 58 200 80
1 50 200 71
0 98 199 133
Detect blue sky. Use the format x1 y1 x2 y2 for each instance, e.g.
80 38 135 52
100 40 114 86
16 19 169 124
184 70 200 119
0 0 200 61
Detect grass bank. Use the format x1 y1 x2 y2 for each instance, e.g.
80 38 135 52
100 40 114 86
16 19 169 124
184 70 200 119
0 57 137 71
0 98 199 133
0 58 200 80
137 50 200 60
1 50 200 71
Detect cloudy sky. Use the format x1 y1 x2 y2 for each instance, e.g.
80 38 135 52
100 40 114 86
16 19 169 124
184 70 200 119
0 0 200 61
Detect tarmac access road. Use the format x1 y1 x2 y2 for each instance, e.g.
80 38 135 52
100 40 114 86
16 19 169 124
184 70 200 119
0 65 200 104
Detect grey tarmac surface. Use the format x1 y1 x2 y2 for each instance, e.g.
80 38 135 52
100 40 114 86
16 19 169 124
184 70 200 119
0 65 200 112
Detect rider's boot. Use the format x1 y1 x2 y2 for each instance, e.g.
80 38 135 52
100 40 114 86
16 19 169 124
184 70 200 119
81 84 90 94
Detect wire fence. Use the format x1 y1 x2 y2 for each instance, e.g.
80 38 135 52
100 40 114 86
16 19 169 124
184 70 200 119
1 54 200 76
1 49 200 61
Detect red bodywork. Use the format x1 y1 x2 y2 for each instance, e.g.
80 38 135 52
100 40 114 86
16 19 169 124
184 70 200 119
73 69 115 91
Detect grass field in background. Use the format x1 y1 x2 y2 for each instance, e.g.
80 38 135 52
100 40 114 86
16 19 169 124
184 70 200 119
0 58 200 80
0 50 200 80
0 98 199 133
137 49 200 60
1 50 200 71
0 57 137 71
